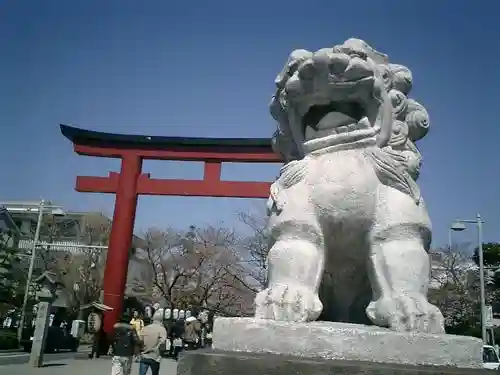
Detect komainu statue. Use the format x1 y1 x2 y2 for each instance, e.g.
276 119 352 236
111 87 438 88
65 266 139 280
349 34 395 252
254 38 444 334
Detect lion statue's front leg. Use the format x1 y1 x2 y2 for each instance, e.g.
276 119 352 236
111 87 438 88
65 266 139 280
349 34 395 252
366 184 445 334
254 161 324 322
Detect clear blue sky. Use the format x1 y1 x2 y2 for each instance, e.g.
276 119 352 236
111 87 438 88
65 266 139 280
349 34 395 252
0 0 498 249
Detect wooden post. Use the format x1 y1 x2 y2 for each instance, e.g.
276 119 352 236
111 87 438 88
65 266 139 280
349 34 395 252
102 154 142 334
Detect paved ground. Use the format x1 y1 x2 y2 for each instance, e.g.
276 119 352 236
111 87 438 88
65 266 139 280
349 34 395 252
0 349 90 366
0 355 178 375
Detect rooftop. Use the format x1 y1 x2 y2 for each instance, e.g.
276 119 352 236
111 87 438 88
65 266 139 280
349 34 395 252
61 124 274 150
0 207 21 236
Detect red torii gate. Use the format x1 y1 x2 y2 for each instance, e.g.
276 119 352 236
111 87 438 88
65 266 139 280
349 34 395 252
60 124 281 334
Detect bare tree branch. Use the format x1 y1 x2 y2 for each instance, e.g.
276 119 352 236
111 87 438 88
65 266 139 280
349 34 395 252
140 224 256 315
45 212 111 314
428 244 479 329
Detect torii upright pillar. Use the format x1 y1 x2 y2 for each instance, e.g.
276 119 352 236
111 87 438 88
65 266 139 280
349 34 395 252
60 124 281 334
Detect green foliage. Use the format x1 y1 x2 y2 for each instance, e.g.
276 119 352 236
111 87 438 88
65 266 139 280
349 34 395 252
448 323 482 338
473 243 500 267
0 230 24 311
472 243 500 290
0 330 18 350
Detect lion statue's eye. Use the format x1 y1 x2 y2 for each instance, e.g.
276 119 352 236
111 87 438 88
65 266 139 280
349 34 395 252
349 50 367 60
288 62 299 74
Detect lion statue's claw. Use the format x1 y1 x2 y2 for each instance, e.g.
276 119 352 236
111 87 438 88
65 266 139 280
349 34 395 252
366 293 445 334
255 284 323 322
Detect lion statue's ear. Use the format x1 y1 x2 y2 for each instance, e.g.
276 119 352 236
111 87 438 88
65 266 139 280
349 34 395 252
405 99 430 142
272 130 300 163
373 78 394 148
275 49 313 90
388 64 413 95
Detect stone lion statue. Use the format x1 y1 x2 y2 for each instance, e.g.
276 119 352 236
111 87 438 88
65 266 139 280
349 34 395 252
254 38 444 334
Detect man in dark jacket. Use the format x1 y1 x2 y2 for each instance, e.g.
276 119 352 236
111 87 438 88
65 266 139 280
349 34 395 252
110 316 141 375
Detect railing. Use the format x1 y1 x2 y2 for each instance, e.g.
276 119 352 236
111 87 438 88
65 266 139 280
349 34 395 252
17 239 108 253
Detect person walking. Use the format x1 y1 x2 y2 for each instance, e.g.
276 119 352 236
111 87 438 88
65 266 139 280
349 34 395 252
130 310 144 334
183 315 201 350
138 312 167 375
164 318 174 358
110 315 142 375
170 317 185 361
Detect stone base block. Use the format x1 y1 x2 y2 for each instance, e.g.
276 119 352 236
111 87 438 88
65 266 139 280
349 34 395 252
212 318 483 369
177 350 489 375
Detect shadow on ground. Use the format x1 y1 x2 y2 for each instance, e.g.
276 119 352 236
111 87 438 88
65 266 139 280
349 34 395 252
41 363 67 368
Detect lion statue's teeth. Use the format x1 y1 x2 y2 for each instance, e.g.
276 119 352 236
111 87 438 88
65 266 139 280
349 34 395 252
343 57 373 81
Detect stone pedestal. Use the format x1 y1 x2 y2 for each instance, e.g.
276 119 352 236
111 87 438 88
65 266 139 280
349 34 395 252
176 318 489 374
178 350 489 375
211 318 483 369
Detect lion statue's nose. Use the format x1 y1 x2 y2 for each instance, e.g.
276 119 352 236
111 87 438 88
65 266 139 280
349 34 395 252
326 53 350 74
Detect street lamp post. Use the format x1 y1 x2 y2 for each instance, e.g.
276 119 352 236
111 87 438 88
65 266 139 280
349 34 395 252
16 200 66 343
448 228 454 251
450 213 486 343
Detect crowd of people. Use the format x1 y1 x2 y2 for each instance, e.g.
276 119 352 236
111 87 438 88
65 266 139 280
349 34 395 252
92 308 211 375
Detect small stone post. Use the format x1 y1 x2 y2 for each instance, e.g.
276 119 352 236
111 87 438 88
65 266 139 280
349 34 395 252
29 272 60 368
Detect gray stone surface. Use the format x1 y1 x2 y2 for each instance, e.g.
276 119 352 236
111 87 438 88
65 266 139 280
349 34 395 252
178 350 490 375
29 299 53 367
212 318 483 369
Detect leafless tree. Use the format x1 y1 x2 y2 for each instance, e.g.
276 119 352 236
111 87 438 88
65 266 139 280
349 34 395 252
126 258 157 304
141 225 255 316
237 210 269 290
428 244 479 329
34 214 70 271
46 213 111 314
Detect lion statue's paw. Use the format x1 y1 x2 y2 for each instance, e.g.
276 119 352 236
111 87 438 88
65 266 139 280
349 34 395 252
254 283 323 322
366 293 445 334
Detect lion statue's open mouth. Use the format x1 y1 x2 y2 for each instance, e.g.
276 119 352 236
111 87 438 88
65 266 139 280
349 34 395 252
271 39 399 156
292 46 379 139
302 100 368 136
